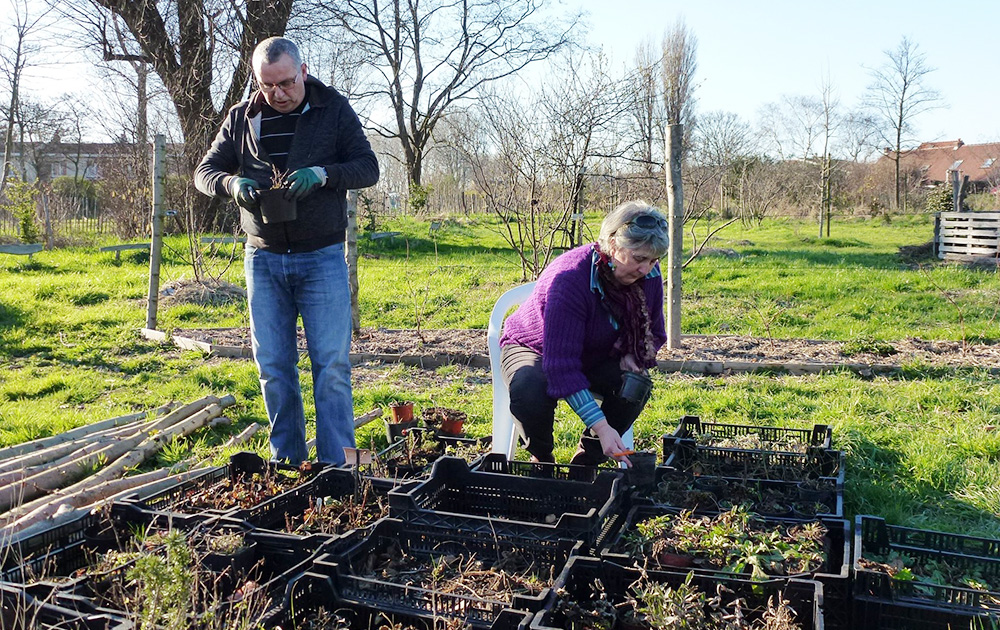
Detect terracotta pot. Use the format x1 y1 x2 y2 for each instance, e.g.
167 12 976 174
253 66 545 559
656 551 695 568
258 188 297 224
389 401 415 423
438 417 465 436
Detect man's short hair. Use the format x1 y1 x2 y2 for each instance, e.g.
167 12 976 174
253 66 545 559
253 37 302 68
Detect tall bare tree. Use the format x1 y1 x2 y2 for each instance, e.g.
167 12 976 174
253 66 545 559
316 0 579 191
58 1 293 188
661 19 697 349
0 0 53 194
865 37 941 210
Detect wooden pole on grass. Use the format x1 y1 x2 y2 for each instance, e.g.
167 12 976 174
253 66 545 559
665 123 684 349
146 133 165 330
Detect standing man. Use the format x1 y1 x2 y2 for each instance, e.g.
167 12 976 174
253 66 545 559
195 36 379 465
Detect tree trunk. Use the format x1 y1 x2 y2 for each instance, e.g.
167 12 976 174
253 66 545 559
665 124 684 349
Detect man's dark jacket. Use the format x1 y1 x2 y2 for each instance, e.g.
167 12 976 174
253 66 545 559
194 76 379 252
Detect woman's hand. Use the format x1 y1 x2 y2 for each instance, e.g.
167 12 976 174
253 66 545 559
620 354 643 373
591 419 632 467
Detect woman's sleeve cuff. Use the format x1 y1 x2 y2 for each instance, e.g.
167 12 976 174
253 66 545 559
566 389 605 428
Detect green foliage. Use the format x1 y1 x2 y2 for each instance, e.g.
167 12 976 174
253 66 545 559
842 335 896 357
50 176 98 201
408 182 433 214
128 530 194 630
4 178 41 243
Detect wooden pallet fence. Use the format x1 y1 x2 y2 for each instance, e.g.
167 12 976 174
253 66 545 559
936 211 1000 262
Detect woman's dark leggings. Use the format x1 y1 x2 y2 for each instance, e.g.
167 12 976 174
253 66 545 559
500 344 649 465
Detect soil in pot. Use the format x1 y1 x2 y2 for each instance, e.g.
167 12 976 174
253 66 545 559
257 188 297 223
389 401 415 423
421 406 467 436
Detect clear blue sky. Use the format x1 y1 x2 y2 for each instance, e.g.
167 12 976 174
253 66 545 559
575 0 1000 145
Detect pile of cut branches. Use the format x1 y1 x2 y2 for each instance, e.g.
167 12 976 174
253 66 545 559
0 394 260 540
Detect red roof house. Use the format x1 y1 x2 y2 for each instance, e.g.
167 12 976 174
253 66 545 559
887 139 1000 189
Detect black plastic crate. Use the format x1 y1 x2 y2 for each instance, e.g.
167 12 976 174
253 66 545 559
242 467 400 538
0 583 132 630
388 456 625 547
265 571 535 630
1 512 101 585
631 465 844 520
605 504 849 580
113 452 318 522
475 453 620 483
531 556 824 630
51 520 336 625
0 508 199 586
853 515 1000 619
369 428 493 480
668 415 833 450
852 594 998 630
662 435 845 483
298 517 577 628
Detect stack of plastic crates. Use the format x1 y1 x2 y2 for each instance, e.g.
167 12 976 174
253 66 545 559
387 456 626 548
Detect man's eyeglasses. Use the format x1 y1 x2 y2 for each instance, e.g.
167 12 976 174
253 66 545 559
625 214 668 230
259 74 299 94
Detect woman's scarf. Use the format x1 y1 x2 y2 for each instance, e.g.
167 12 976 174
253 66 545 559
595 246 658 368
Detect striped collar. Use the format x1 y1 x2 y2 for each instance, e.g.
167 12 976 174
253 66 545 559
589 245 661 297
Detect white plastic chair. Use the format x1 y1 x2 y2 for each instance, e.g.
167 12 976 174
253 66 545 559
488 282 633 462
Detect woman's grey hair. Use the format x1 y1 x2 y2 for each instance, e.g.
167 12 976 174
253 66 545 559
597 200 669 258
252 37 302 68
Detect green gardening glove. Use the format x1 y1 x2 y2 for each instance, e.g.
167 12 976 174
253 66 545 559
285 167 325 201
228 177 261 210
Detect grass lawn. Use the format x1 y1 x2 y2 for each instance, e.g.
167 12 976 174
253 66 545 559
0 211 998 536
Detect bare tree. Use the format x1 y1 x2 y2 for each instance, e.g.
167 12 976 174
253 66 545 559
0 0 53 194
454 87 561 279
817 74 839 236
540 50 628 246
661 19 697 349
315 0 579 192
865 36 941 210
57 0 293 187
734 156 785 226
839 109 880 162
757 94 825 161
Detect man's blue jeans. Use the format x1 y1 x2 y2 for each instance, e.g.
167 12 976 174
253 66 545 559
245 243 354 465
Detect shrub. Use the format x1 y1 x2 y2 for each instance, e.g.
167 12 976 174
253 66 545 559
3 178 41 243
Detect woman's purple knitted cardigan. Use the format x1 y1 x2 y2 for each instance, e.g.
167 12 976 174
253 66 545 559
499 244 666 400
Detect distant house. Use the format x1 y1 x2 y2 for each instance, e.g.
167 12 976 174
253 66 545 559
0 142 122 183
885 139 1000 191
